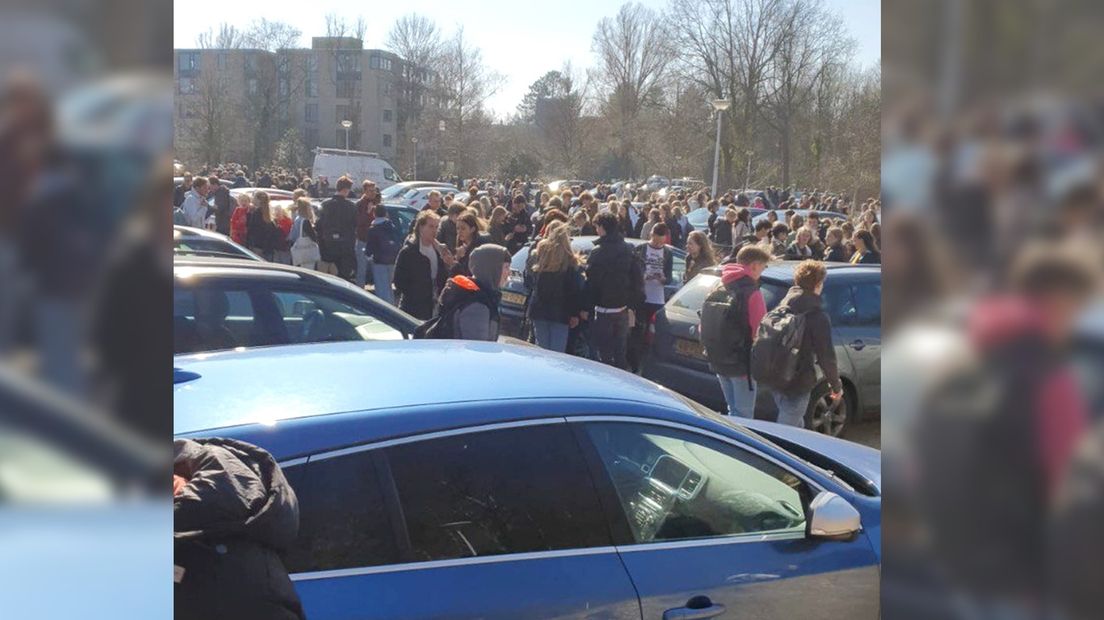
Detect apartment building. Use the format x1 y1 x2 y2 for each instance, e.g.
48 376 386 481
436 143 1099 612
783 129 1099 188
175 37 435 169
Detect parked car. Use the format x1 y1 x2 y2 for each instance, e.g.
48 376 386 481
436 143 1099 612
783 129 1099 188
686 206 767 233
173 226 262 261
381 181 458 201
173 257 418 355
642 262 881 437
396 186 462 210
548 179 592 193
174 340 881 620
499 236 688 339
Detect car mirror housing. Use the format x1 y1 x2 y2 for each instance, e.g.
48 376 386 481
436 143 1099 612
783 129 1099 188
807 491 862 541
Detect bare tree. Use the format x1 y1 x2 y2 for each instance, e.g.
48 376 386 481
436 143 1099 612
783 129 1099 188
533 63 592 177
386 14 444 179
436 26 504 177
762 0 853 186
178 68 235 165
592 2 671 178
242 18 302 52
196 24 246 50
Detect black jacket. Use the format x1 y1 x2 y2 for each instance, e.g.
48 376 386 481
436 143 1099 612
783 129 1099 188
211 185 233 235
526 264 584 324
584 232 643 310
174 183 188 207
712 220 734 247
364 218 401 265
504 209 533 254
853 249 881 264
318 194 358 258
823 243 849 262
393 238 449 320
437 217 458 251
634 242 673 299
775 286 841 396
451 232 491 277
174 438 304 620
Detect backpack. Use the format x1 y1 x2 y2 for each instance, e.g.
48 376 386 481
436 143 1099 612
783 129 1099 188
413 283 496 340
749 303 809 389
699 279 756 380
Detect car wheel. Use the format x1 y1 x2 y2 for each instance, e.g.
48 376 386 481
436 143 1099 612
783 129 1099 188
804 382 849 437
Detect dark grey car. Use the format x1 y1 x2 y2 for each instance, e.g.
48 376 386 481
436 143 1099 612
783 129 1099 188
641 262 881 437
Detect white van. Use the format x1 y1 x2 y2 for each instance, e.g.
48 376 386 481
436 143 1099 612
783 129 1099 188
311 148 402 192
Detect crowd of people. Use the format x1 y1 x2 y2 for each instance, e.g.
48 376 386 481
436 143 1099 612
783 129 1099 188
172 168 882 428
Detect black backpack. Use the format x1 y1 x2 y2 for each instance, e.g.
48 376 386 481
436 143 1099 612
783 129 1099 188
699 279 756 381
749 303 809 389
413 286 496 340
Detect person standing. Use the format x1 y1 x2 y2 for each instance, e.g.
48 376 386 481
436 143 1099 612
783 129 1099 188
437 203 464 252
393 210 453 320
450 212 490 277
317 176 358 282
700 245 770 418
488 206 509 245
849 230 881 264
503 194 533 255
784 228 815 260
209 177 233 235
354 180 379 287
629 223 674 372
754 260 842 427
180 177 211 229
823 227 849 262
363 204 401 305
429 244 511 341
288 197 319 270
246 191 282 261
684 231 717 283
525 221 584 353
174 172 192 207
584 211 644 370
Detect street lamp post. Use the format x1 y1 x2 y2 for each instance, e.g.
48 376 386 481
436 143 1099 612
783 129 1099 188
411 136 419 181
340 119 352 174
710 99 731 198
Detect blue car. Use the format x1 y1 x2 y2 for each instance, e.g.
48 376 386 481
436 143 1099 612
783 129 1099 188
175 341 880 619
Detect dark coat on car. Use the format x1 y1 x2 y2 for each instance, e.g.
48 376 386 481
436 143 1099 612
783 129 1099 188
174 437 304 620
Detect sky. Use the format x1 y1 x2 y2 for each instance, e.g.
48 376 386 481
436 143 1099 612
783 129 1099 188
174 0 880 119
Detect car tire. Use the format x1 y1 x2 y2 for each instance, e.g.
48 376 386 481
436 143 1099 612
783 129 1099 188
804 381 850 437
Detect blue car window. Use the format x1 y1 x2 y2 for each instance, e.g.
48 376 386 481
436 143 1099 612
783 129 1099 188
283 451 400 573
582 423 809 544
821 283 857 326
385 424 610 561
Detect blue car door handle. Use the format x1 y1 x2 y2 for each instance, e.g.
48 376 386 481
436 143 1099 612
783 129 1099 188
849 339 865 351
663 601 726 620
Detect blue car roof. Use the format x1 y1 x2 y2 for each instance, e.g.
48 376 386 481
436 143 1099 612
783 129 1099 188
173 340 689 436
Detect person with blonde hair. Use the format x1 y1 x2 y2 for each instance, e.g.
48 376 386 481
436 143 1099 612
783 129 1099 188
525 221 584 352
288 197 320 270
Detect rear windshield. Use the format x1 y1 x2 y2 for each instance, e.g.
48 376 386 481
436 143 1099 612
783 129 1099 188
668 274 720 312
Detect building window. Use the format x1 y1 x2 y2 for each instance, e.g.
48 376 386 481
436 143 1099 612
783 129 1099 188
245 53 258 72
304 127 319 147
336 51 360 77
381 57 393 71
369 55 380 70
279 78 290 97
382 82 392 96
177 78 196 95
336 105 351 123
217 54 226 69
248 78 258 96
305 103 318 122
306 56 319 73
383 109 393 123
178 52 199 72
383 134 392 147
306 78 318 98
336 80 357 99
277 55 290 75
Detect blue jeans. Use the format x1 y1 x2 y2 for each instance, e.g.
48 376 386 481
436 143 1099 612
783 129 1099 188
772 390 811 428
717 375 757 418
355 240 369 287
372 263 396 305
532 319 570 353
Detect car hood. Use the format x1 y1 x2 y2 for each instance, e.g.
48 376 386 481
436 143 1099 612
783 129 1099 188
737 418 880 495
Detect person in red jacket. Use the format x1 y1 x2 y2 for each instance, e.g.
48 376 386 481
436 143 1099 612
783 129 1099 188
229 193 252 245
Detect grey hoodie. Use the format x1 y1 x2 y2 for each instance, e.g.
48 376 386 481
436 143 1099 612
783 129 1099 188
455 244 509 341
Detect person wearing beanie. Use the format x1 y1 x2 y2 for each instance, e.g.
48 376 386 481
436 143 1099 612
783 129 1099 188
434 243 511 341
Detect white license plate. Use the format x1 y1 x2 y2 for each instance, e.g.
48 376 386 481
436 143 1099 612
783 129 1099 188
501 291 527 306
